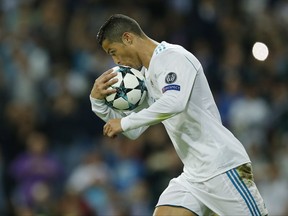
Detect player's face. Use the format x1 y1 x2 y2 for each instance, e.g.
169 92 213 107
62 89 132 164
102 39 142 70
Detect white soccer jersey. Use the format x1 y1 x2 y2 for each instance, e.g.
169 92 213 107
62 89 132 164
90 41 251 182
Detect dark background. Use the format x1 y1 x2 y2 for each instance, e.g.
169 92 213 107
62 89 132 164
0 0 288 215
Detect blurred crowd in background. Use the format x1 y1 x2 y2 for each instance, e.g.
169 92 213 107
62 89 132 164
0 0 288 215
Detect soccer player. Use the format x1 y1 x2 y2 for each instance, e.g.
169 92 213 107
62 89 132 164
90 14 268 216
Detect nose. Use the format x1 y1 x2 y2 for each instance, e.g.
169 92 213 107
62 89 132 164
112 56 120 65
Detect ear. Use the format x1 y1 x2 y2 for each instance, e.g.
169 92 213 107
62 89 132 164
122 32 133 45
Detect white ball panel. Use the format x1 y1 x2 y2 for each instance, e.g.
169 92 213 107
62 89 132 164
105 93 116 102
105 86 116 102
127 89 141 104
111 72 123 88
123 73 139 88
131 68 145 80
113 97 130 110
112 66 119 72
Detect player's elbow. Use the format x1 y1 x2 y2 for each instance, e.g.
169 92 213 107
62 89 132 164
173 103 186 113
123 132 140 140
122 126 148 140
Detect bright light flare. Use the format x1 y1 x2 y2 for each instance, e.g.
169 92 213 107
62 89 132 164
252 42 269 61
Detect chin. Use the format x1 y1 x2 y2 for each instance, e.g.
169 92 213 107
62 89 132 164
131 64 142 70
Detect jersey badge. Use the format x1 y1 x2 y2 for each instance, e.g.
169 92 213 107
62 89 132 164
162 84 180 93
165 72 177 84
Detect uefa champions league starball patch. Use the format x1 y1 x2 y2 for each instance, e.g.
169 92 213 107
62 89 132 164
165 72 177 84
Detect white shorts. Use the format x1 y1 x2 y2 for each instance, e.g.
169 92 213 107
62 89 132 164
156 163 268 216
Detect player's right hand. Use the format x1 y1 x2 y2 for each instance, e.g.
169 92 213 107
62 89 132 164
90 69 118 100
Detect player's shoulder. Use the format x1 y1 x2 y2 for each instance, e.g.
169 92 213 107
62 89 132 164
153 42 200 68
154 41 185 56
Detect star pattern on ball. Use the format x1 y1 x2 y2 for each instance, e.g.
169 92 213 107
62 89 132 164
105 66 147 110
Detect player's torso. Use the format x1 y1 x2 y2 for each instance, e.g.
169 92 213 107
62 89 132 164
143 42 250 181
143 68 161 106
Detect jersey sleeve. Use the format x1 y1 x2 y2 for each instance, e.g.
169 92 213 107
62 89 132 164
121 50 200 131
90 95 149 140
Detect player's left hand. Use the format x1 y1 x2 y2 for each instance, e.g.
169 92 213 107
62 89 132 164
103 118 123 138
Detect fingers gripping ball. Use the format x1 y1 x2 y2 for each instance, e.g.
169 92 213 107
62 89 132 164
105 66 147 110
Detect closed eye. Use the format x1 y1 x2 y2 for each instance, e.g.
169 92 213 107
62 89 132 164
108 49 116 56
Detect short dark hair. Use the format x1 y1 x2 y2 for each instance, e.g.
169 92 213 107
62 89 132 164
97 14 145 46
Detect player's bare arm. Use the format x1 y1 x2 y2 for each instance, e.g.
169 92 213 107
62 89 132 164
90 69 118 99
103 118 123 138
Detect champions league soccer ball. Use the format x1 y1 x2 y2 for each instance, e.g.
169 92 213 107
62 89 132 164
105 66 147 111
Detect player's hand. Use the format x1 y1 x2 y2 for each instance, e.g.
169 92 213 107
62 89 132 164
90 69 118 100
103 118 123 138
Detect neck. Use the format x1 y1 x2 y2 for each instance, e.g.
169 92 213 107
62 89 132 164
138 37 159 69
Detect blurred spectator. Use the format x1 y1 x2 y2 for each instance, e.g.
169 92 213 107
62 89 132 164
128 180 153 216
110 136 146 194
216 72 242 127
228 81 271 151
56 190 95 216
257 162 288 215
143 125 183 205
9 131 62 215
66 150 112 215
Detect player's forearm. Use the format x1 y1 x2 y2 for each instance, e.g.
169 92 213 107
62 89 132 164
90 95 125 122
121 93 183 131
90 95 148 139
